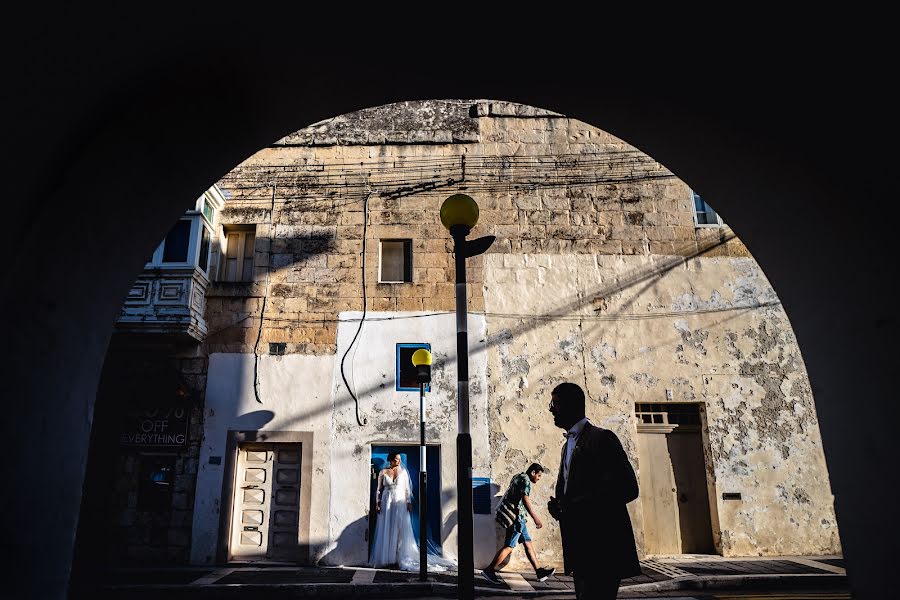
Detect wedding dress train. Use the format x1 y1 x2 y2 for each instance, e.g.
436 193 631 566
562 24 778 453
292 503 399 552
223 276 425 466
368 465 457 572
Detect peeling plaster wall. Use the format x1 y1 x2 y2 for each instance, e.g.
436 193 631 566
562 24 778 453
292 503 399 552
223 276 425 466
484 253 840 565
190 353 333 564
323 311 492 566
198 99 840 567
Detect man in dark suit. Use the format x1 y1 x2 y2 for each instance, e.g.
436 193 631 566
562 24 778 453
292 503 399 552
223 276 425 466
547 382 641 599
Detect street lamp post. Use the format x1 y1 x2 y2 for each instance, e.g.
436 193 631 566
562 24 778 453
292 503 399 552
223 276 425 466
439 194 495 600
411 348 432 583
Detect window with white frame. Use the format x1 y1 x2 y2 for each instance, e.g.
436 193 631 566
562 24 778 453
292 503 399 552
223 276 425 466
692 190 724 227
220 226 257 282
379 239 412 283
143 188 222 274
146 216 213 274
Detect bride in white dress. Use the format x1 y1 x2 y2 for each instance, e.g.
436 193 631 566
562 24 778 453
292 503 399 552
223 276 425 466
368 452 456 572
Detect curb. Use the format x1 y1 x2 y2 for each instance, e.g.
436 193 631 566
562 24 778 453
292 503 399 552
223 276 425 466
621 573 846 594
74 572 848 599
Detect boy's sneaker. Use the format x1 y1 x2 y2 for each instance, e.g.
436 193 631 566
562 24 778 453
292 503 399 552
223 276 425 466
481 569 501 584
535 566 556 582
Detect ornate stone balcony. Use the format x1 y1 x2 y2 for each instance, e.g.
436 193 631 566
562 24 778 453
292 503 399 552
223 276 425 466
116 267 210 342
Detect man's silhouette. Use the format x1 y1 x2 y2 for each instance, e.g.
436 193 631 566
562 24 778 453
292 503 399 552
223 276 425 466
548 382 640 599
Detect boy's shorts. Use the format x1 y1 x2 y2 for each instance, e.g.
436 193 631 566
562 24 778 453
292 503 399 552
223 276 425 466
503 520 532 548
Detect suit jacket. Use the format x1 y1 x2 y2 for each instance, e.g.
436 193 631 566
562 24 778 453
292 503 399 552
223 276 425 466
555 422 641 578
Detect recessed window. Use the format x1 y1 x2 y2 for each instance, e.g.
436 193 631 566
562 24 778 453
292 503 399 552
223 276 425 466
396 343 430 392
692 190 724 227
379 239 412 283
221 226 256 282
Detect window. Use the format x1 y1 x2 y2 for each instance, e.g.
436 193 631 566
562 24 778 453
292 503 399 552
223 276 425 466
634 402 701 426
221 226 256 282
145 217 213 271
396 343 430 392
198 226 211 273
143 186 221 272
379 239 412 283
692 190 724 227
161 219 192 262
201 197 215 224
137 454 175 512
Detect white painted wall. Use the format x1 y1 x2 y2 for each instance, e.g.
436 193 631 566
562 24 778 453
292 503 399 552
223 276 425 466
190 353 334 564
323 311 491 566
191 311 494 567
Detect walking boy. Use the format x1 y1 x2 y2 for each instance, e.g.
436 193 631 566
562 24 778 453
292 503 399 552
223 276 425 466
481 463 556 584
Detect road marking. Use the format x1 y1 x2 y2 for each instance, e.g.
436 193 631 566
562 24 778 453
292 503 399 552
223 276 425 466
497 571 534 591
785 557 846 575
641 558 693 578
351 568 378 583
189 568 235 585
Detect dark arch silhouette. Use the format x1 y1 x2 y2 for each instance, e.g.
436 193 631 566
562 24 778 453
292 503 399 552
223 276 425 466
2 16 892 599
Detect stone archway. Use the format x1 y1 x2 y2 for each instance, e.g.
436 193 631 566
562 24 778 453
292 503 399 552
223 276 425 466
2 22 891 599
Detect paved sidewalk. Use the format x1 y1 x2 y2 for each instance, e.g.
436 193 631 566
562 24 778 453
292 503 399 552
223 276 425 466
69 555 847 598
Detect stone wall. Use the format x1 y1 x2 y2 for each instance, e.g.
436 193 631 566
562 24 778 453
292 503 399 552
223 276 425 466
483 254 840 564
94 354 206 565
197 99 840 564
204 99 746 358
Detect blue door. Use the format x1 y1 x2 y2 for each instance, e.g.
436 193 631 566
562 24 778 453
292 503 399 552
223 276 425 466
369 445 442 554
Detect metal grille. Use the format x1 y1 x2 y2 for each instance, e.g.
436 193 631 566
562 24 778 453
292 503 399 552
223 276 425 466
634 403 701 426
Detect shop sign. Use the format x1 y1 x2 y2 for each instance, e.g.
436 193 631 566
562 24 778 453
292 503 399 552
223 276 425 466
120 406 189 448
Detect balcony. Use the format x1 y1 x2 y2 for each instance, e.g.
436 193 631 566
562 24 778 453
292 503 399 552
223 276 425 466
117 268 209 342
115 187 224 343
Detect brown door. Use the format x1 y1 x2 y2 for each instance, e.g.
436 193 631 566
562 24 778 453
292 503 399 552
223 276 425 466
667 429 715 553
636 403 715 555
637 428 681 554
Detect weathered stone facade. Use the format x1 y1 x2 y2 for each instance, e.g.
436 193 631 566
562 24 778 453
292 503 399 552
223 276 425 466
185 99 840 569
76 347 208 567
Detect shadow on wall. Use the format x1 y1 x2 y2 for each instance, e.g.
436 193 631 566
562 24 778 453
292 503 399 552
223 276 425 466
320 515 370 566
232 410 275 431
440 482 504 568
225 232 742 435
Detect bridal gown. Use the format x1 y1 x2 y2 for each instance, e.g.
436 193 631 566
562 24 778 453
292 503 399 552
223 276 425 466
368 465 456 572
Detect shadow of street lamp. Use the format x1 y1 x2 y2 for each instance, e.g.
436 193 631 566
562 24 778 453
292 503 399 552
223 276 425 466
440 193 495 600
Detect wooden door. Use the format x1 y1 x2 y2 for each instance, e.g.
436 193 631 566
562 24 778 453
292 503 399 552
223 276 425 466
667 430 714 553
228 443 302 561
229 444 273 560
268 446 301 560
637 429 681 554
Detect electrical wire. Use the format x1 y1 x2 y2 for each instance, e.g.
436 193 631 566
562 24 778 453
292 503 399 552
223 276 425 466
252 183 276 404
215 150 675 207
204 300 782 341
339 190 370 426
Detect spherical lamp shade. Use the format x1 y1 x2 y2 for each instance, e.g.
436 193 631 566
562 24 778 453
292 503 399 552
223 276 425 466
411 348 433 366
440 193 479 230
